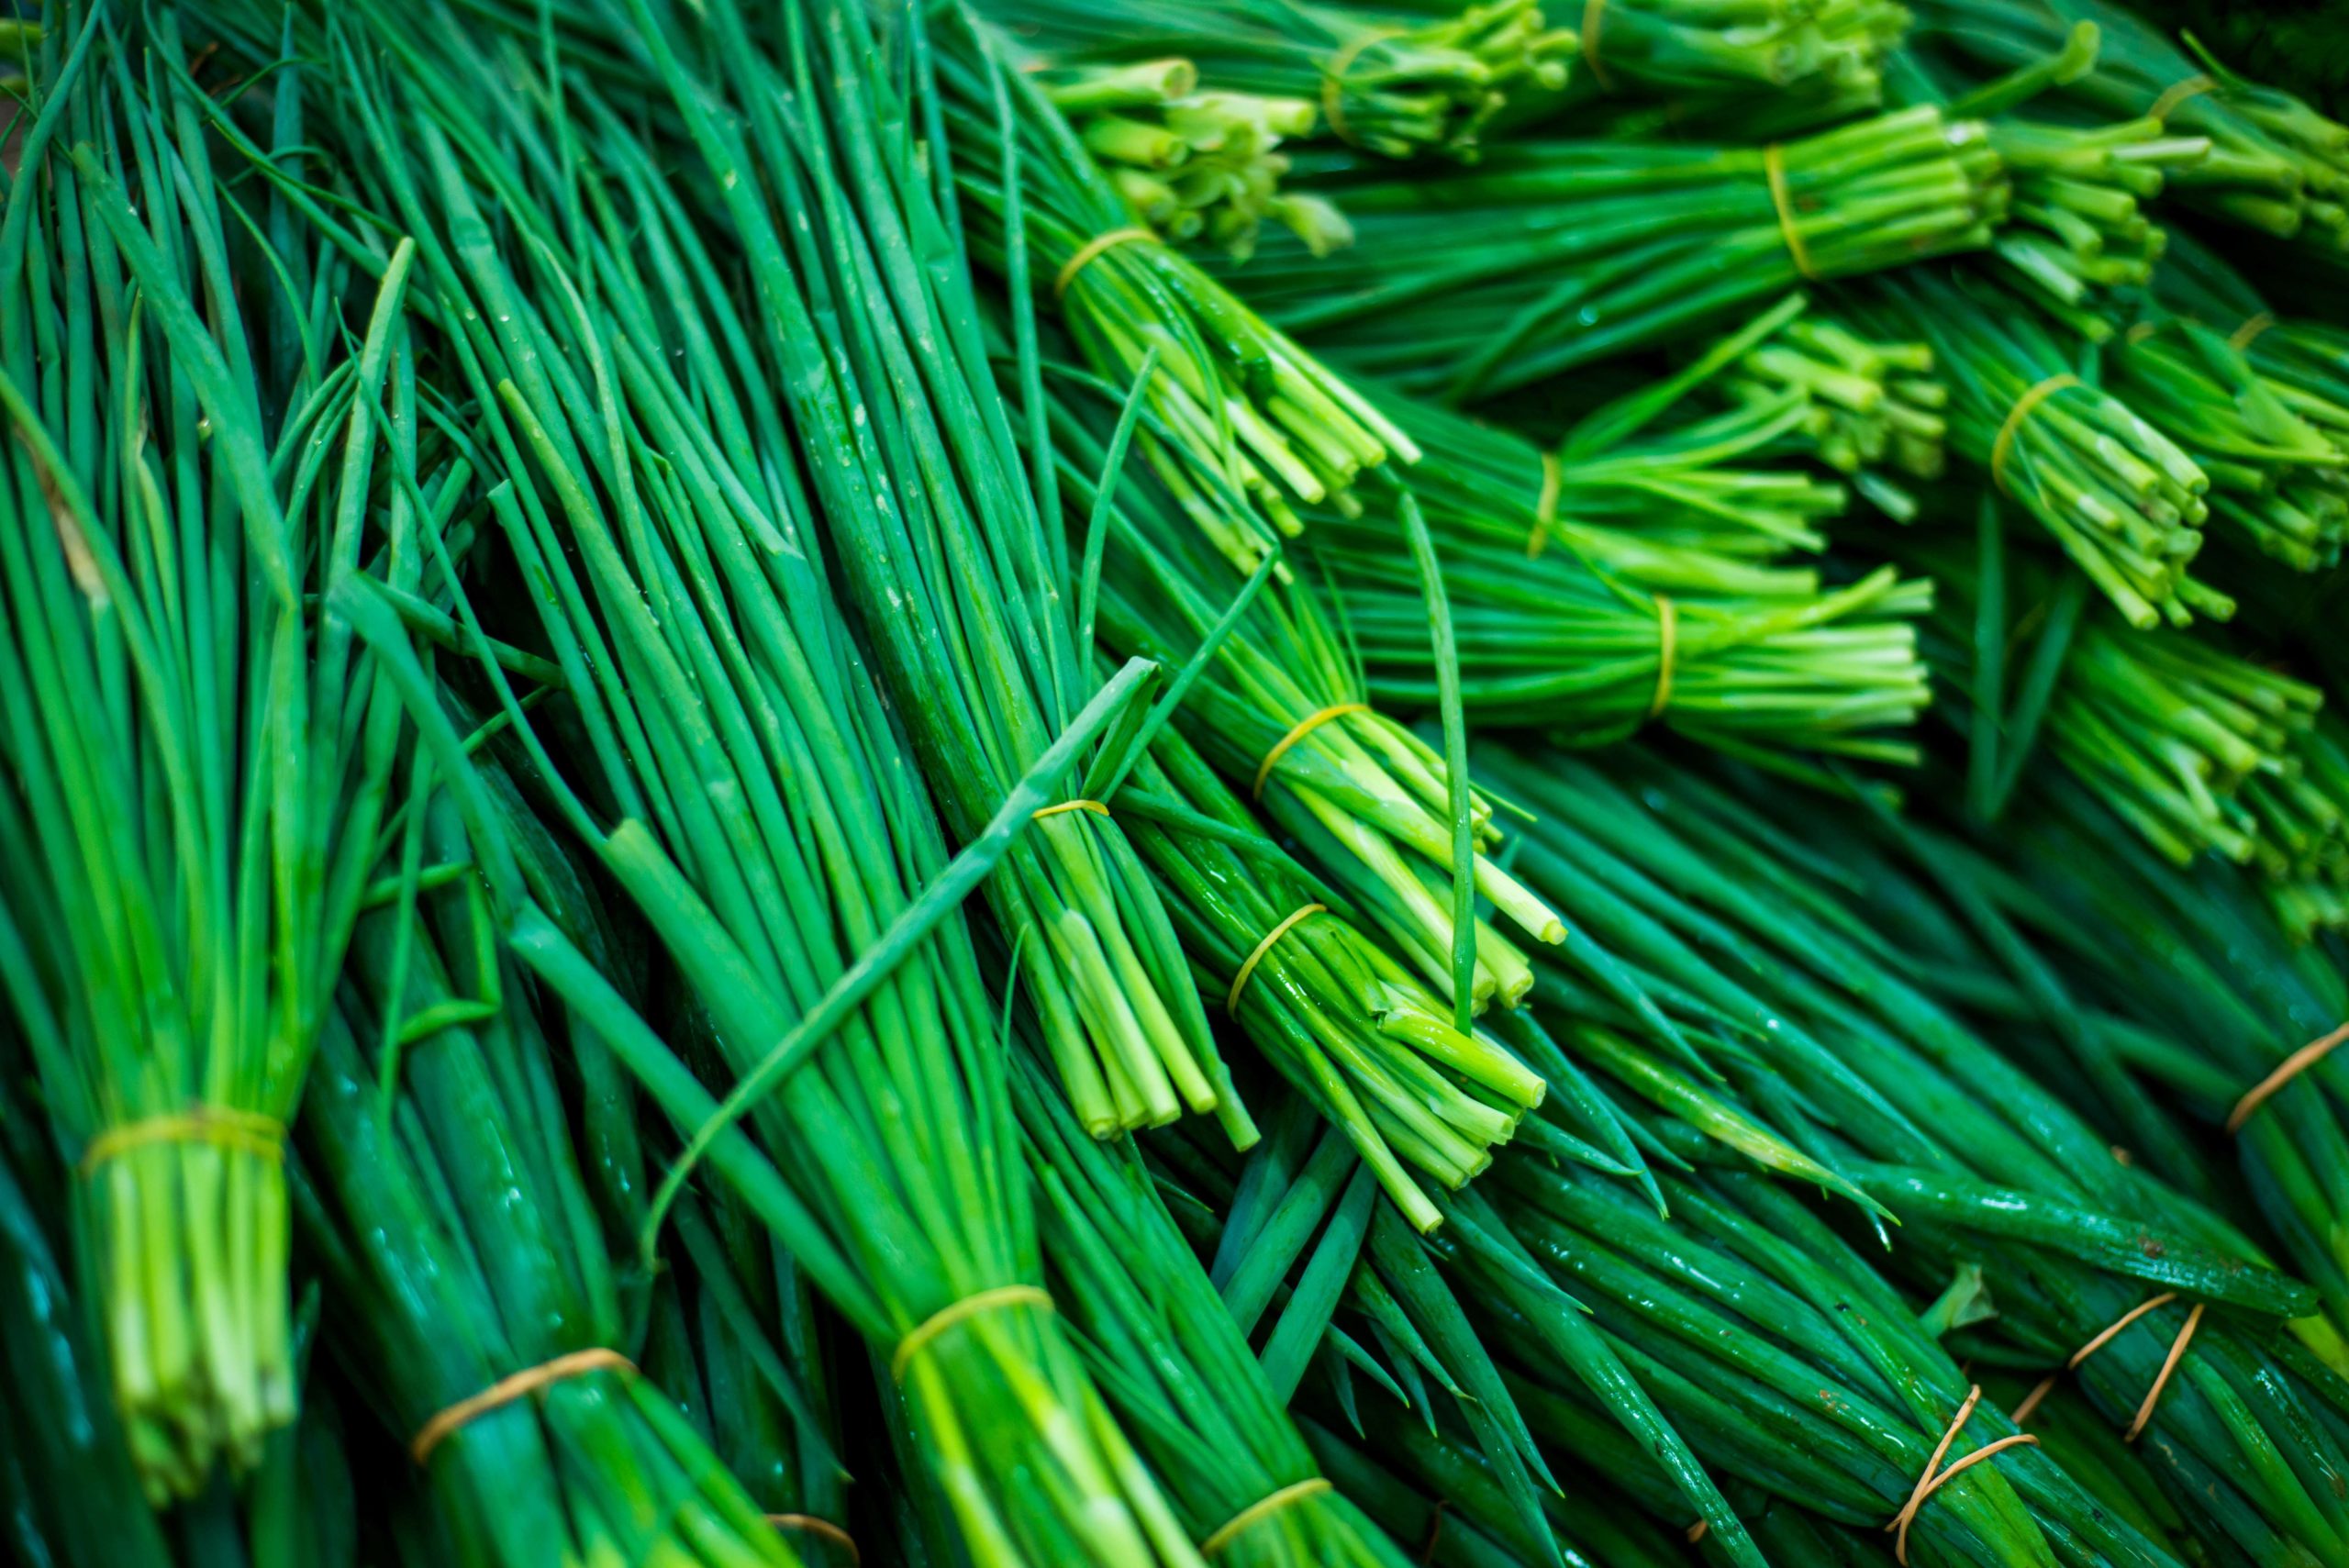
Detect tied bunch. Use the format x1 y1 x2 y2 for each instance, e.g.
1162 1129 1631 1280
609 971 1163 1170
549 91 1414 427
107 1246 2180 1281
1558 0 1912 123
1911 0 2349 251
982 0 1573 161
938 17 1421 543
1237 104 2009 403
1035 59 1350 258
1851 265 2225 628
1893 20 2211 316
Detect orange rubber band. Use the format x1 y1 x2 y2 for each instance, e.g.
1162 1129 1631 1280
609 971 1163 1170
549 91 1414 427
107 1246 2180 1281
768 1515 861 1564
1200 1478 1333 1556
2009 1375 2058 1427
2228 1021 2349 1132
1254 702 1369 798
1054 228 1155 299
1229 904 1326 1017
1764 144 1816 280
1031 799 1109 822
2126 1303 2204 1441
1580 0 1613 93
2070 1291 2178 1367
1527 450 1563 559
1990 374 2081 496
411 1348 635 1462
1885 1385 2036 1566
1686 1519 1709 1543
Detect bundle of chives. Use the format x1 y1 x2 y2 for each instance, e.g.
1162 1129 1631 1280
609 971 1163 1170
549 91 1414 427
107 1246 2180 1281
2155 231 2349 428
1543 0 1909 115
1847 266 2223 628
2107 316 2349 572
297 781 810 1568
642 1188 853 1561
1889 24 2210 318
1981 784 2349 1312
2043 617 2324 871
1012 1048 1413 1567
1231 105 2007 402
1147 1089 1756 1566
1041 384 1565 1005
1909 0 2349 251
1117 729 1544 1220
1478 744 2343 1565
0 18 429 1495
1702 303 1950 516
937 16 1421 544
1364 302 1863 584
658 0 1240 1140
1311 520 1932 765
239 2 1213 1555
1031 60 1348 259
974 0 1572 161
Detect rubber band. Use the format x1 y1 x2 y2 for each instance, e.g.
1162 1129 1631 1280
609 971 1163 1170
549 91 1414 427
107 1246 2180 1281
892 1285 1053 1382
1989 374 2081 496
1321 30 1398 147
2228 1021 2349 1132
2229 311 2277 350
81 1106 285 1172
1527 450 1563 559
1254 702 1369 798
1031 799 1109 822
1580 0 1613 93
2148 73 2216 121
1686 1520 1709 1544
1884 1385 2035 1566
2011 1292 2188 1431
1416 1499 1449 1564
2009 1375 2057 1427
2124 320 2160 345
1054 228 1155 299
768 1515 862 1564
1763 144 1816 281
2125 1302 2203 1441
1229 904 1327 1017
411 1348 634 1462
2069 1291 2177 1367
1199 1477 1333 1556
1648 595 1677 719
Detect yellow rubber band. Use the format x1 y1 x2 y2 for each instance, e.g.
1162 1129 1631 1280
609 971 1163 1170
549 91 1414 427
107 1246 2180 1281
1253 702 1369 799
1321 30 1398 147
81 1106 285 1172
2148 73 2216 121
2070 1291 2178 1367
2124 320 2160 346
1199 1478 1333 1556
1228 904 1327 1018
768 1516 862 1564
1527 450 1563 560
2125 1302 2204 1442
411 1348 635 1462
1990 374 2081 497
1054 228 1156 300
2229 1021 2349 1132
892 1285 1053 1382
1031 799 1109 822
1648 595 1677 719
2229 311 2277 350
1580 0 1613 93
1764 144 1816 281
